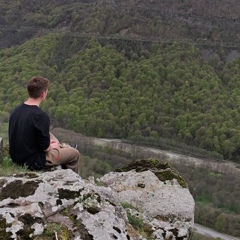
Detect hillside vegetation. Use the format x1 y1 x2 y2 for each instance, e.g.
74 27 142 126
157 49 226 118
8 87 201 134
1 0 240 48
1 0 240 163
1 33 240 162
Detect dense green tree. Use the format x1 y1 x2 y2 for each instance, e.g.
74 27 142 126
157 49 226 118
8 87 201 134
215 213 228 232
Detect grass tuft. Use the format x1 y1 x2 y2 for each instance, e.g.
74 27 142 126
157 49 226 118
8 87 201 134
0 156 29 176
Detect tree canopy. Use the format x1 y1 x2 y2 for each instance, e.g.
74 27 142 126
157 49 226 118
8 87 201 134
1 33 240 162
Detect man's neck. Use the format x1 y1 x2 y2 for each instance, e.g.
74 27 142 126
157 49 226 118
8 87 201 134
24 98 42 107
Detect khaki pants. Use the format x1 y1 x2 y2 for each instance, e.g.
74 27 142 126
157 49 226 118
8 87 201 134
45 133 80 174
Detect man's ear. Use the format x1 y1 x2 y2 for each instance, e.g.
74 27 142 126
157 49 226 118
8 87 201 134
40 91 47 99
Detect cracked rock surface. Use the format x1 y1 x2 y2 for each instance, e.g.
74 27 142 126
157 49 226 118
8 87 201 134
0 159 194 240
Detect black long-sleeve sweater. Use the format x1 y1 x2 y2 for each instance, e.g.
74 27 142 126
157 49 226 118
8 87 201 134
9 103 50 170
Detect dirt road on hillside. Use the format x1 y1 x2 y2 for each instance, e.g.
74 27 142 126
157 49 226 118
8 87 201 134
194 223 239 240
93 138 240 174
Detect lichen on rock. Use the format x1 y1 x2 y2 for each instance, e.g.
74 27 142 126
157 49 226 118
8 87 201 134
0 160 194 240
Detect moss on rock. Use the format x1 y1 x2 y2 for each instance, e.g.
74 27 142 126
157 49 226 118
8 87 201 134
116 158 171 173
14 173 39 179
58 188 81 200
85 205 101 214
82 193 101 203
82 193 102 214
154 169 188 188
1 180 40 200
0 217 12 240
116 158 188 188
3 214 44 240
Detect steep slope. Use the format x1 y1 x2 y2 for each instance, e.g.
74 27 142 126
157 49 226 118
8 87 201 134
1 0 240 50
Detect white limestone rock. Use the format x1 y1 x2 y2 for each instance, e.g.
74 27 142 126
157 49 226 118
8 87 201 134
99 159 195 239
0 159 194 240
100 170 194 221
0 169 131 240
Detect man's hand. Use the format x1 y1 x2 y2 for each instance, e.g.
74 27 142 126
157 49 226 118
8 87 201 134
50 141 60 150
44 140 60 152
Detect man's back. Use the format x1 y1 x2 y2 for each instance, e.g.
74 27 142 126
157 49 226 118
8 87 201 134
9 103 50 170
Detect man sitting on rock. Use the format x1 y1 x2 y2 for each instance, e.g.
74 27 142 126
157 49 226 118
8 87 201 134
8 76 80 174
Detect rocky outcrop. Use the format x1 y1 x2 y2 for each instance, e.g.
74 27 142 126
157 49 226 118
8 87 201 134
100 159 194 239
0 159 194 240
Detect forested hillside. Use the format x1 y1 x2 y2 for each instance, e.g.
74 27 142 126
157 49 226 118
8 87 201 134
1 0 240 162
1 0 240 49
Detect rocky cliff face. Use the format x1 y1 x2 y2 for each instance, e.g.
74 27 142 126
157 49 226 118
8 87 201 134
0 159 194 240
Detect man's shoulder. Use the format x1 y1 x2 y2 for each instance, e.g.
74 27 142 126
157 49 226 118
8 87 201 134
12 103 24 110
33 108 50 122
11 103 48 119
10 103 24 116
